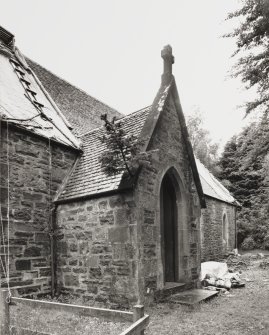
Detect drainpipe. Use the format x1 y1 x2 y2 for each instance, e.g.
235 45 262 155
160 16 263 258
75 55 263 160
234 206 237 250
50 205 57 298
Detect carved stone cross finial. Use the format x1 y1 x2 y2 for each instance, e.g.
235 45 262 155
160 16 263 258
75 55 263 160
161 45 174 84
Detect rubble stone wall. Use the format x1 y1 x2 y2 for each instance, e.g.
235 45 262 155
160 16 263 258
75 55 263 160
56 193 139 309
134 93 202 301
56 92 202 307
0 124 77 296
200 197 236 261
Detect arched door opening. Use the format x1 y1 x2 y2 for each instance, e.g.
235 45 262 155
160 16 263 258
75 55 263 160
160 172 178 283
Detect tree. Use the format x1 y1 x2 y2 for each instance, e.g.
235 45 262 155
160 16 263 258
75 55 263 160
217 135 239 192
99 114 150 178
218 115 269 248
226 0 269 114
99 114 140 177
186 110 220 174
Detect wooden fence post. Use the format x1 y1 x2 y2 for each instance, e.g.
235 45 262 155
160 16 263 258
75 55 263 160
0 290 10 335
133 305 144 335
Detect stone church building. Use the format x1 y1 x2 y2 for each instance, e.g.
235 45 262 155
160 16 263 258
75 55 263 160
196 159 238 261
0 26 237 308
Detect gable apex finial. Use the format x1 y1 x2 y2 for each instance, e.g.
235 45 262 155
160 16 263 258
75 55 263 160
161 45 174 84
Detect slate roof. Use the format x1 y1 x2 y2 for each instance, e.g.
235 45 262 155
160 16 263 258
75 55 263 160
0 40 80 149
57 99 236 205
26 59 122 136
195 158 237 205
58 106 151 201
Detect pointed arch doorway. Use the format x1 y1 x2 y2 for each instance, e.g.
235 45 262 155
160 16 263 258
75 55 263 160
160 171 179 283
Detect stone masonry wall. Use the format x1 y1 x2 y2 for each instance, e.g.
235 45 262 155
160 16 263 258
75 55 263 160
134 93 202 301
56 91 202 307
56 193 139 309
0 125 77 296
200 197 236 261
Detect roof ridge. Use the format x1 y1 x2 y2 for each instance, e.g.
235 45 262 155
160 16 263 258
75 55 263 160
25 57 119 114
118 105 152 120
79 105 151 138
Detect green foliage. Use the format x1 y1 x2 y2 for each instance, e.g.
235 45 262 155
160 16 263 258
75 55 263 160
186 110 220 174
226 0 269 114
241 236 257 250
263 234 269 250
99 114 140 177
218 114 269 249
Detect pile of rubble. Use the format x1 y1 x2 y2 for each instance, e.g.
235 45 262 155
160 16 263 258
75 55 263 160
200 251 269 294
260 259 269 269
200 261 245 293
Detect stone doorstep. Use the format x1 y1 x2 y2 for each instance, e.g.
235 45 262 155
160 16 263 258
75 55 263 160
154 282 186 301
169 289 219 306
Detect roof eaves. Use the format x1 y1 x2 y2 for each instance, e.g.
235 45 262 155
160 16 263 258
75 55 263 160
54 186 133 205
0 119 81 153
204 193 239 206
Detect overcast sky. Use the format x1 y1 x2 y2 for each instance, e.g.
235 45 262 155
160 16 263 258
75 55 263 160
1 0 256 150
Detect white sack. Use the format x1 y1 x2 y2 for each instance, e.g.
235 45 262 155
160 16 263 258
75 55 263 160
200 261 229 280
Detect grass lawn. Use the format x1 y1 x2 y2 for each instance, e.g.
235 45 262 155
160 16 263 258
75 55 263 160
10 304 131 335
9 257 269 335
145 258 269 335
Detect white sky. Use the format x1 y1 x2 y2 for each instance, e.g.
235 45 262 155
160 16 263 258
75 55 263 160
1 0 256 150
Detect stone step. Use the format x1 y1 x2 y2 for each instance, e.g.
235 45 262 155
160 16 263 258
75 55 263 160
169 289 219 306
154 282 187 302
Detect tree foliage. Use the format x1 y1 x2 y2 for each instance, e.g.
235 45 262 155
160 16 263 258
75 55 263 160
99 114 151 178
99 114 140 177
226 0 269 114
186 110 220 174
218 114 269 249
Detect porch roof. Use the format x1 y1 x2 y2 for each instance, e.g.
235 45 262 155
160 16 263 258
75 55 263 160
57 104 236 206
57 106 151 201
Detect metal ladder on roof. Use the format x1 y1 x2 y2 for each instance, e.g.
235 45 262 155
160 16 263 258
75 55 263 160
9 58 45 110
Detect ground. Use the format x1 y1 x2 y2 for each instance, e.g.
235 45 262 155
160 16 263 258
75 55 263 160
145 255 269 335
9 255 269 335
10 304 131 335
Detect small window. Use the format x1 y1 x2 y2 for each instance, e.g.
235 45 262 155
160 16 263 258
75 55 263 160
200 214 204 246
222 213 228 248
